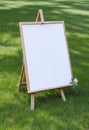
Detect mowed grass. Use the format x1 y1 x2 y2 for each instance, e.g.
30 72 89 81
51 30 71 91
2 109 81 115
0 0 89 130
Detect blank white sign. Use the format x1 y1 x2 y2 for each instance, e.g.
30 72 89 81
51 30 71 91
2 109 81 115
20 22 73 93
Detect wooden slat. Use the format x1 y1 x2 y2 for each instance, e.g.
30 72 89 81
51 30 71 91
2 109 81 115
60 89 66 101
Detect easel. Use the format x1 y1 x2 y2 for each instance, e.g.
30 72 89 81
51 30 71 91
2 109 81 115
18 9 66 110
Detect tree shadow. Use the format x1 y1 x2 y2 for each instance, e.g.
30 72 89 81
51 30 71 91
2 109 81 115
0 49 22 74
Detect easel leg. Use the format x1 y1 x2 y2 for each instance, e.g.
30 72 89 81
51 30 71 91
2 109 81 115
60 89 66 101
18 64 25 92
31 94 35 110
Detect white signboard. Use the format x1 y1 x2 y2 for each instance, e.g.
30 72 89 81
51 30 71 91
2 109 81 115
19 22 73 93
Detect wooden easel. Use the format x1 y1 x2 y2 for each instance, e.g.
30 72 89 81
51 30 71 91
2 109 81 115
18 9 66 110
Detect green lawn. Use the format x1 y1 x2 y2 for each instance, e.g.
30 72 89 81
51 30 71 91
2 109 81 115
0 0 89 130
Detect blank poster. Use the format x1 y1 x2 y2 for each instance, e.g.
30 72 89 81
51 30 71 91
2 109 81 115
20 22 72 93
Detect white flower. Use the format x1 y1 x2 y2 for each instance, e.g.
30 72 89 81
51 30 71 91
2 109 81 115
72 78 78 87
73 78 78 84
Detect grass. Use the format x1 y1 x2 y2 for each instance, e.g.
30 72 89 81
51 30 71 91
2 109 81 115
0 0 89 130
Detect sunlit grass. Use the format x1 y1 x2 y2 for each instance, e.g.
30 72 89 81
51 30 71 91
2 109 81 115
0 0 89 130
0 1 56 10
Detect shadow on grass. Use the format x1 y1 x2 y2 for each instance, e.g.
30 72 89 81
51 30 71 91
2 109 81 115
0 49 22 74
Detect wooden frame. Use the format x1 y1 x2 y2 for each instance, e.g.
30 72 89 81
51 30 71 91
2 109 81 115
18 9 73 110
